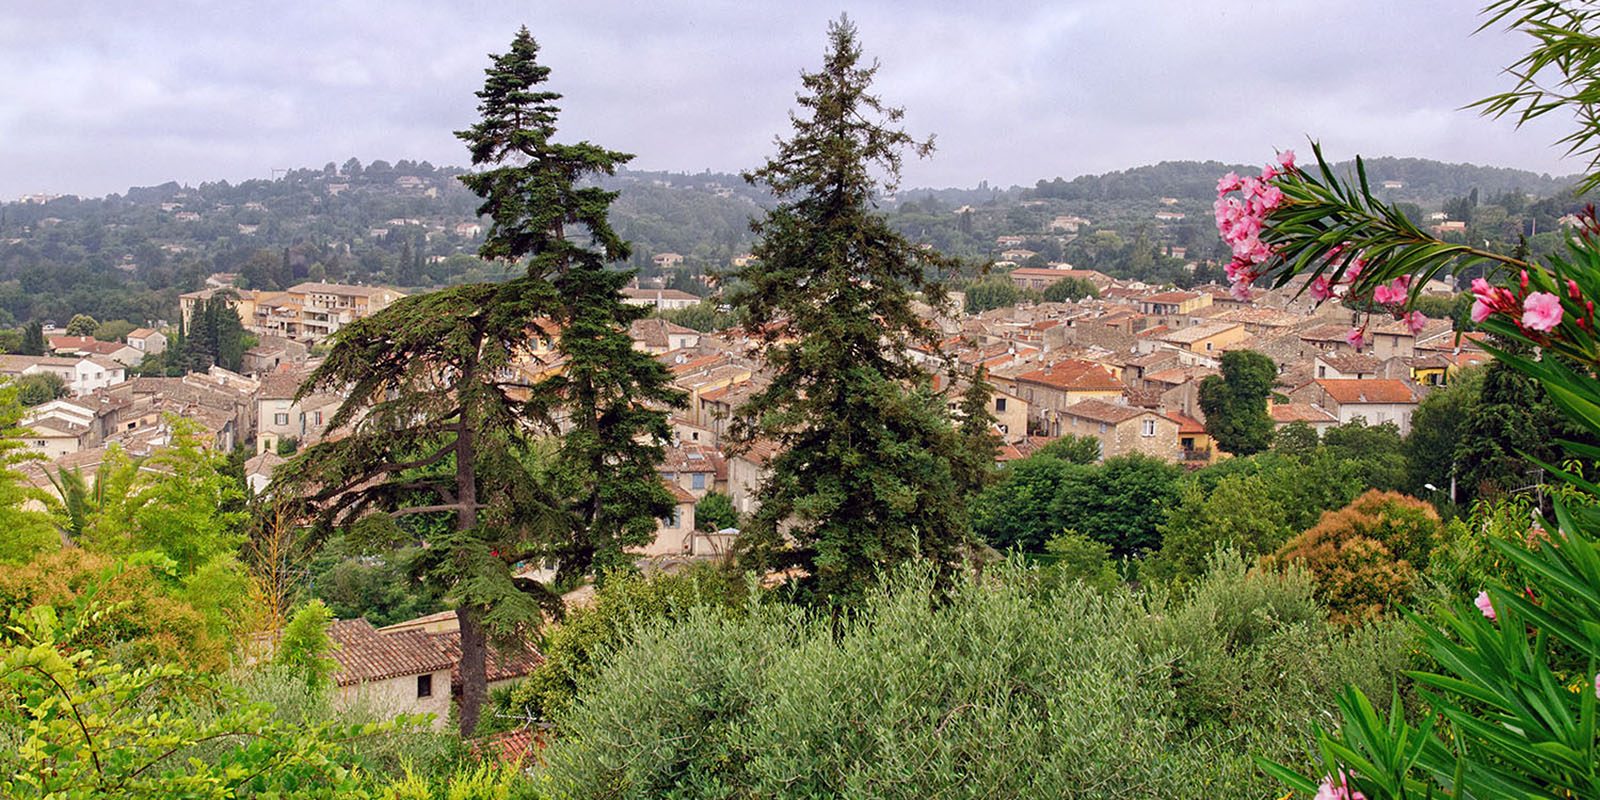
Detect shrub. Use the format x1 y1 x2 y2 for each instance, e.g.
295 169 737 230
1266 490 1443 625
531 559 1409 799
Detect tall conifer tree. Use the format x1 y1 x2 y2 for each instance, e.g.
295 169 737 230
457 26 683 585
730 16 978 604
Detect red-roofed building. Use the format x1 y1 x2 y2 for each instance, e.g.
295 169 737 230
328 618 456 728
1287 379 1421 434
1014 359 1124 433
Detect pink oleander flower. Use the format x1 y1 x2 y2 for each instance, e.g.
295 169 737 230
1346 327 1366 349
1404 310 1427 334
1217 172 1241 195
1569 278 1582 300
1258 184 1284 209
1315 772 1366 800
1310 276 1334 302
1230 280 1253 301
1522 291 1563 332
1373 282 1402 305
1472 298 1493 323
1279 149 1296 170
1475 590 1496 620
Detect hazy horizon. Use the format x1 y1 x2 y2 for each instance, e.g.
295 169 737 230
3 1 1586 200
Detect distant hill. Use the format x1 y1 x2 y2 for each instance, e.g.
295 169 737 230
1025 158 1582 208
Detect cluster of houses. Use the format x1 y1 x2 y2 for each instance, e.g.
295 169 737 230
14 258 1489 740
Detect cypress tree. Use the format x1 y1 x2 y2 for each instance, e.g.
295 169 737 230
729 16 976 605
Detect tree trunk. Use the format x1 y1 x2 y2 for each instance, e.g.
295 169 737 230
456 604 488 737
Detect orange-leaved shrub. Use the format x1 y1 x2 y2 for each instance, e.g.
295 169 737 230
1264 490 1442 625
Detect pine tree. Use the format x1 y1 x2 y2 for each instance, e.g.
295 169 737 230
273 280 560 737
729 16 974 605
456 26 683 586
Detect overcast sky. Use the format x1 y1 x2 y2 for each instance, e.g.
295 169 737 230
0 1 1584 200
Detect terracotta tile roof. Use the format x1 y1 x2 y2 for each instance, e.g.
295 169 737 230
1160 322 1243 345
427 630 544 688
1015 359 1122 392
1317 352 1380 374
329 618 454 687
1300 323 1352 342
665 481 698 504
1165 411 1206 434
995 442 1025 462
1143 290 1200 304
474 727 546 764
1314 379 1419 405
1063 398 1150 425
1270 402 1339 424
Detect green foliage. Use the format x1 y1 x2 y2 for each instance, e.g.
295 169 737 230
729 18 978 603
0 548 228 671
507 566 747 725
1151 451 1369 585
535 560 1400 799
1198 350 1277 455
1037 530 1118 594
694 491 737 532
277 435 300 456
1322 418 1409 492
1267 490 1443 626
1152 549 1417 758
659 301 739 333
1053 453 1182 556
92 318 137 342
1040 275 1099 302
1032 432 1102 464
65 313 97 336
1404 366 1483 501
307 537 449 628
962 274 1031 313
276 599 338 692
0 385 63 564
0 608 412 799
14 371 66 406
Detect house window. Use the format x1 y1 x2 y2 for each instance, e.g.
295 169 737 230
1098 423 1107 434
691 473 706 491
1317 365 1327 378
1142 419 1157 437
995 398 1007 412
667 509 681 528
313 411 323 427
416 674 432 698
274 413 289 426
1204 342 1212 351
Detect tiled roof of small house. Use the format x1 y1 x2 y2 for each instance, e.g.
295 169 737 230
329 618 454 687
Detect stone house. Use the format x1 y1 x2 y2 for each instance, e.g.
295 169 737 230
1058 399 1180 462
1011 359 1124 436
1287 379 1421 434
328 618 456 729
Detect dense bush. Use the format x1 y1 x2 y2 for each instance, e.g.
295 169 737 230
504 565 748 727
1266 490 1443 625
532 559 1413 799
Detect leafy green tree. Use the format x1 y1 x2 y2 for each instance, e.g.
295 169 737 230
457 26 683 586
19 321 44 356
276 599 338 691
0 387 58 564
1199 350 1276 455
1405 366 1483 501
14 372 65 406
65 313 97 336
1053 454 1182 556
972 454 1078 552
0 329 21 354
661 301 739 332
1032 433 1103 464
963 274 1024 313
729 17 973 603
1321 418 1408 492
1454 357 1590 506
695 492 738 532
92 318 137 342
1041 276 1099 302
1271 420 1320 461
